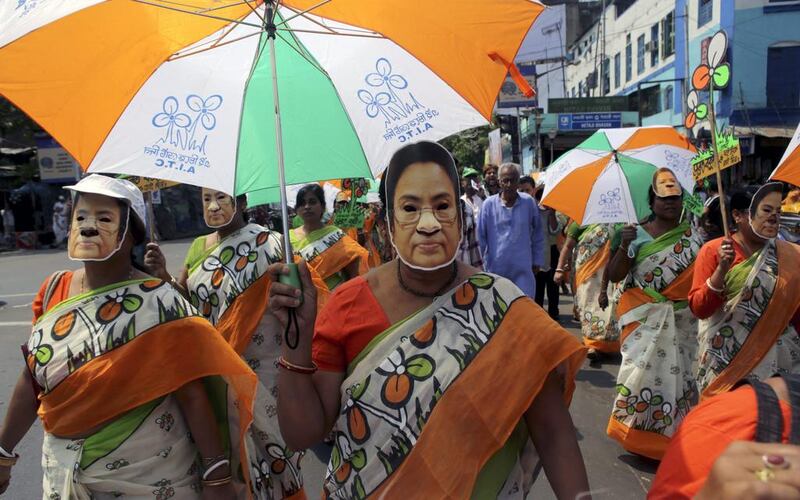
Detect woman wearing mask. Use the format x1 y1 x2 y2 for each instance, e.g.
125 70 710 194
691 184 800 398
606 168 703 460
291 184 368 291
0 175 255 499
268 142 589 499
146 187 329 498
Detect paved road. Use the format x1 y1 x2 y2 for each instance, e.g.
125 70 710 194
0 241 657 499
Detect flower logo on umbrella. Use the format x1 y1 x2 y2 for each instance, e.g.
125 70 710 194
357 90 392 120
152 97 191 144
599 188 621 208
358 57 426 126
692 31 731 91
365 58 408 100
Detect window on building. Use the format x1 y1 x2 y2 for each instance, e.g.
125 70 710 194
637 34 646 74
664 85 673 110
639 85 662 117
767 43 800 107
626 36 632 82
698 0 713 27
616 0 636 17
571 86 576 98
662 12 675 58
650 24 660 67
579 81 585 97
602 58 611 95
614 52 621 88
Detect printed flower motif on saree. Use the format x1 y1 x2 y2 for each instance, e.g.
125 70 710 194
29 278 257 499
608 223 703 460
574 224 620 352
324 274 585 499
697 239 800 397
188 224 282 326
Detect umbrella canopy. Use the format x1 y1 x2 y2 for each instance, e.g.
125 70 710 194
769 122 800 186
541 127 696 225
0 0 543 196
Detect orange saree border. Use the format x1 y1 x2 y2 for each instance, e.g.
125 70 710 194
217 266 330 355
575 241 610 289
606 418 670 460
702 241 800 398
310 234 369 282
369 299 586 498
616 262 696 345
39 316 257 440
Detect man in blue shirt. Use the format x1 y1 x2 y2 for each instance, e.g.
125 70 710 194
477 163 545 297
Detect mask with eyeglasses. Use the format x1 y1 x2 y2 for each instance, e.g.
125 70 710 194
392 204 458 225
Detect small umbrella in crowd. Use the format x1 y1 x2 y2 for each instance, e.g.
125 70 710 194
541 126 697 225
0 0 544 261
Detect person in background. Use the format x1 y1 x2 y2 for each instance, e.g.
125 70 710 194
649 373 800 499
691 185 800 399
482 163 500 197
1 202 14 247
270 141 589 499
606 168 703 460
291 184 368 292
51 195 68 248
457 195 483 268
523 178 562 321
478 163 544 297
699 195 725 243
460 167 485 218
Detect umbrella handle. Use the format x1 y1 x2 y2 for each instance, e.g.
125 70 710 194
278 263 304 305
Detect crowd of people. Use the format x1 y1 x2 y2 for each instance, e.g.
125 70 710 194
0 139 798 499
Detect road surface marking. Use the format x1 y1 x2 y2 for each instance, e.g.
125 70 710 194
0 321 32 327
0 292 36 298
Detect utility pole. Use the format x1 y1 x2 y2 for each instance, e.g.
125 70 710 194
683 1 690 125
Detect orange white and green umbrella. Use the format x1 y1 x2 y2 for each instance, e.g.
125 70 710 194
0 0 542 257
0 0 541 195
769 122 800 186
541 126 696 225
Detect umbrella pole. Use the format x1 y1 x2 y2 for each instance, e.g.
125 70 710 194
707 81 731 237
266 2 293 264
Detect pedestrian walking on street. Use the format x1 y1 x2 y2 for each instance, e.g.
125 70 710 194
555 222 621 358
145 187 331 498
268 141 589 499
606 168 703 460
51 195 68 248
522 178 562 320
482 163 501 197
0 175 254 499
460 167 485 219
477 163 545 298
691 184 800 399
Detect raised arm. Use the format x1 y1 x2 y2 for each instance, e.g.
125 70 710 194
267 262 344 450
607 225 638 283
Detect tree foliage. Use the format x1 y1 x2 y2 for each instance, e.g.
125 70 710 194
439 125 493 171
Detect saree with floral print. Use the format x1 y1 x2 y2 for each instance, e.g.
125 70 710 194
573 224 621 353
321 274 585 499
607 222 703 460
27 278 256 499
697 239 800 398
187 223 324 499
290 226 368 290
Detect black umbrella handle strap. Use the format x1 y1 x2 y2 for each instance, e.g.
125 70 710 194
284 308 300 350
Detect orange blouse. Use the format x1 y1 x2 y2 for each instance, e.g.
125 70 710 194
649 385 793 499
32 271 74 322
312 276 391 372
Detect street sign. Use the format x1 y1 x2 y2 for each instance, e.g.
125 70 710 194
558 112 622 131
550 96 633 113
35 135 79 184
497 64 538 109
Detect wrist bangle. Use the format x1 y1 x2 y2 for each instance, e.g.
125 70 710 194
555 268 565 273
277 356 318 374
705 277 725 294
0 445 14 458
0 452 18 468
202 459 230 480
202 475 232 487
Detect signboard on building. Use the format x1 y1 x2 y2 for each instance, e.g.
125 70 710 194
488 128 502 165
35 135 79 184
558 112 623 131
497 64 538 109
549 96 633 113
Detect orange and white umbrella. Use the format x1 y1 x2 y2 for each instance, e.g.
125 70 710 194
541 126 696 225
769 123 800 186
